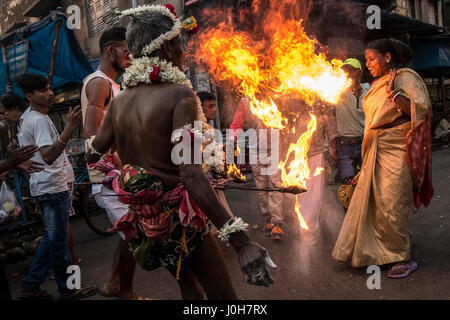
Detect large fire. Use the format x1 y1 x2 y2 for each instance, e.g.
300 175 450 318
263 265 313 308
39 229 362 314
192 0 350 229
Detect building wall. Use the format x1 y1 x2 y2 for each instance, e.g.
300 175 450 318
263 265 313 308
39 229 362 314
61 0 184 60
0 0 39 35
393 0 445 26
0 0 184 58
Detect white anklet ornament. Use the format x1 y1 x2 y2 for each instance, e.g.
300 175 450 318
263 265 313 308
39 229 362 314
217 217 249 241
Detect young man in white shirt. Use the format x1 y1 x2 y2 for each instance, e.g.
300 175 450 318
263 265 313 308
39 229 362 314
16 74 97 300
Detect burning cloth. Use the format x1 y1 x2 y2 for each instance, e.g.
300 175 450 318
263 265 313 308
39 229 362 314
110 165 211 277
332 68 432 267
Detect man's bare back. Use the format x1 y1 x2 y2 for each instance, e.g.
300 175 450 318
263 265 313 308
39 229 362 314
109 83 198 188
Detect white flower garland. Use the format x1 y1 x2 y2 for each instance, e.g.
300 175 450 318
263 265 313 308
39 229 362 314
122 56 190 87
120 4 182 57
122 56 207 124
217 217 249 241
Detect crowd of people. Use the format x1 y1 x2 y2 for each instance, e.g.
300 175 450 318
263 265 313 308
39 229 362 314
0 3 438 300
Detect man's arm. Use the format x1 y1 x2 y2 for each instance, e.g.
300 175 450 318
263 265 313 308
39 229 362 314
174 90 236 229
83 78 111 139
39 106 82 165
89 102 115 164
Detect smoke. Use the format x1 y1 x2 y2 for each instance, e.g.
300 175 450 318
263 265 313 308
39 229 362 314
306 0 368 60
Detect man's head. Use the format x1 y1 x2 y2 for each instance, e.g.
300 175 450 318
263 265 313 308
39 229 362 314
0 93 28 123
127 10 183 69
342 58 362 85
197 92 217 122
16 74 54 109
100 27 130 72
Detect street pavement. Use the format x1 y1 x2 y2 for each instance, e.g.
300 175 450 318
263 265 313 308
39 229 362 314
5 147 450 300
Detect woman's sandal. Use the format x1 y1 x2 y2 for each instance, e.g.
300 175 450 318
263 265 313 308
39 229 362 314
387 261 418 278
18 288 54 300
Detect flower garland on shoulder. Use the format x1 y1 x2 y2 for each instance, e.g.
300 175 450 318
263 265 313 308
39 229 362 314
122 56 190 88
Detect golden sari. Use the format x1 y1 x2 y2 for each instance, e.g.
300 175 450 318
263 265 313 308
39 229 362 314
332 68 430 267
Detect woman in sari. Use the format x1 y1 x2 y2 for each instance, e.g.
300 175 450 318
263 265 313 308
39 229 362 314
332 39 433 278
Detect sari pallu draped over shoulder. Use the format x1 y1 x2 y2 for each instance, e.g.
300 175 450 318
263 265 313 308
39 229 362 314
332 68 433 267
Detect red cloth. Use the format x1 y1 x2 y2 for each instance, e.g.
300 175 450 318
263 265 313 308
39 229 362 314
229 98 247 139
406 110 434 210
111 172 206 241
88 155 117 173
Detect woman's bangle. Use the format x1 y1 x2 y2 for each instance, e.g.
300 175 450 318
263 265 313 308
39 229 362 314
391 91 402 103
57 136 67 145
387 90 398 100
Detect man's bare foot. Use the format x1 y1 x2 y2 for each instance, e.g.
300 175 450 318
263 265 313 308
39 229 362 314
98 282 120 297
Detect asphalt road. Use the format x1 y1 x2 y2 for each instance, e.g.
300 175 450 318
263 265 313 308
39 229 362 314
5 148 450 300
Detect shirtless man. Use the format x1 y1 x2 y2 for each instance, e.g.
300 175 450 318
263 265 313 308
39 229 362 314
90 6 274 299
81 27 139 299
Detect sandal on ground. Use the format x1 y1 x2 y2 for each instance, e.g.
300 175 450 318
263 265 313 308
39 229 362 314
135 295 155 300
387 261 418 279
98 282 120 297
18 288 54 300
60 285 98 300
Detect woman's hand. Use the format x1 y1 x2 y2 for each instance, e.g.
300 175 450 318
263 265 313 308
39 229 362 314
386 68 397 95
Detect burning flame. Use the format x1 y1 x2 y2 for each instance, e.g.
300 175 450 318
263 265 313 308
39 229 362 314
192 0 350 229
314 167 325 177
227 164 246 182
227 145 246 182
278 113 317 190
295 196 309 230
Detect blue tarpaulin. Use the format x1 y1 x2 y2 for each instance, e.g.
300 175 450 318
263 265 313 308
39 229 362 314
412 38 450 75
0 13 93 95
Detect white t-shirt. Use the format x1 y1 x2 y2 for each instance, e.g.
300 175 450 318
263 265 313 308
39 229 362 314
20 106 74 183
18 110 69 196
335 83 370 137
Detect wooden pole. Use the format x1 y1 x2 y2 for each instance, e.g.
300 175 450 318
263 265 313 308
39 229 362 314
441 74 446 116
48 19 62 84
2 44 12 93
73 181 307 195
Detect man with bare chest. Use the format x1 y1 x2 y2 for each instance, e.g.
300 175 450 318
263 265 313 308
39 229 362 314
89 4 274 299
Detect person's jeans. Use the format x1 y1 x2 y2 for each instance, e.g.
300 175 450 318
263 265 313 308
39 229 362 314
1 263 11 300
440 130 449 145
337 142 362 182
21 191 72 295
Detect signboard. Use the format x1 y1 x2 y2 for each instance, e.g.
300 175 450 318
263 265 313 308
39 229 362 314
196 72 211 93
6 40 28 81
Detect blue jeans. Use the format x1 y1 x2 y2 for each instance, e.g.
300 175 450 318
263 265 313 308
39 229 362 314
337 143 362 181
21 191 72 295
